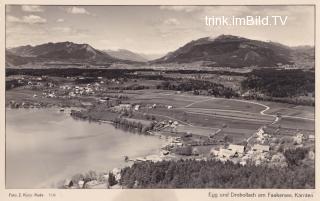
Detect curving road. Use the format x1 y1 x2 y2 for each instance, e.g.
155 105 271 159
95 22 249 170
178 94 314 122
182 96 280 125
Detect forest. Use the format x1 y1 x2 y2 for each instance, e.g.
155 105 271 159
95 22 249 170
120 159 314 189
241 69 314 98
157 80 238 98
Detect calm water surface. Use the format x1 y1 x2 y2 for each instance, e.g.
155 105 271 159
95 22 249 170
6 108 164 188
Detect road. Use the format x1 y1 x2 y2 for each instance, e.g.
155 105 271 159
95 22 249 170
181 96 280 124
142 92 314 139
159 92 314 123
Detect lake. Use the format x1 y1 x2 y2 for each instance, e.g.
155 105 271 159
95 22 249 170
6 108 165 188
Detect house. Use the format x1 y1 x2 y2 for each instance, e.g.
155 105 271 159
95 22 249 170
81 102 93 107
218 148 236 159
112 168 122 181
308 151 315 160
239 160 247 166
64 179 73 188
256 128 266 143
135 157 147 162
85 180 99 189
69 92 76 97
60 85 71 90
309 135 315 141
48 82 54 88
256 128 265 136
210 148 220 156
134 105 140 111
293 133 304 144
99 99 107 103
119 104 132 110
252 144 270 153
47 93 56 98
228 144 245 156
171 142 183 146
112 104 132 112
161 150 169 155
78 180 85 188
145 155 162 162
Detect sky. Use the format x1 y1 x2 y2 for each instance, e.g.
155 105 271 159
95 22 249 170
6 5 315 54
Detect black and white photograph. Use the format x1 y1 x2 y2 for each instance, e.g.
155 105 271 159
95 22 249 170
4 4 316 191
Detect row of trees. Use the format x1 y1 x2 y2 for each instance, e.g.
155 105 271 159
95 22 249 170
120 159 314 189
113 117 154 134
157 80 238 98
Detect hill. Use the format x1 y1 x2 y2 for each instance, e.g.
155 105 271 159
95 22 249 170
8 41 117 61
5 41 146 67
153 35 313 68
103 49 148 62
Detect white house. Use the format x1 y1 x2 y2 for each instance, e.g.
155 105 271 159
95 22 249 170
134 105 140 111
252 144 270 153
293 133 304 144
218 148 236 159
228 144 245 156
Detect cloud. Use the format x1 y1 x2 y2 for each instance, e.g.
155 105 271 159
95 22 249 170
51 26 90 38
7 15 47 24
160 6 201 13
67 7 90 15
21 5 44 12
163 18 180 26
56 18 65 23
52 27 72 33
23 15 47 24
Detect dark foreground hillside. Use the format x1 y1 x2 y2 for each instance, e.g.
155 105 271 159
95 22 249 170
120 159 314 189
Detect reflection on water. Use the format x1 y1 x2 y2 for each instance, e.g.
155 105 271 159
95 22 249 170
6 108 164 188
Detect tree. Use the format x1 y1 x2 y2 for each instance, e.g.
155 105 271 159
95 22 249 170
108 172 117 186
224 135 233 143
284 147 308 167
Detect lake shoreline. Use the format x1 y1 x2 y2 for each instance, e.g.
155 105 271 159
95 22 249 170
6 107 168 189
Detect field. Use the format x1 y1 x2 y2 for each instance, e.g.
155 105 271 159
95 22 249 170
122 91 315 143
6 71 315 145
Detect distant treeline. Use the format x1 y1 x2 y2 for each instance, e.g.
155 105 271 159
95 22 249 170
163 70 246 76
120 159 314 188
6 68 315 103
6 68 247 77
157 80 238 98
6 68 153 78
241 69 314 98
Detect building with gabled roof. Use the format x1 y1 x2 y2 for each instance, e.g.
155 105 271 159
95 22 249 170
252 144 270 153
228 144 245 155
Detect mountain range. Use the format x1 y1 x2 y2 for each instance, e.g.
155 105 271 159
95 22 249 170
6 35 314 68
7 42 118 65
153 35 314 68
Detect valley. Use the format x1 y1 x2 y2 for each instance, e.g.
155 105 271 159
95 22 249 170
5 34 315 189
